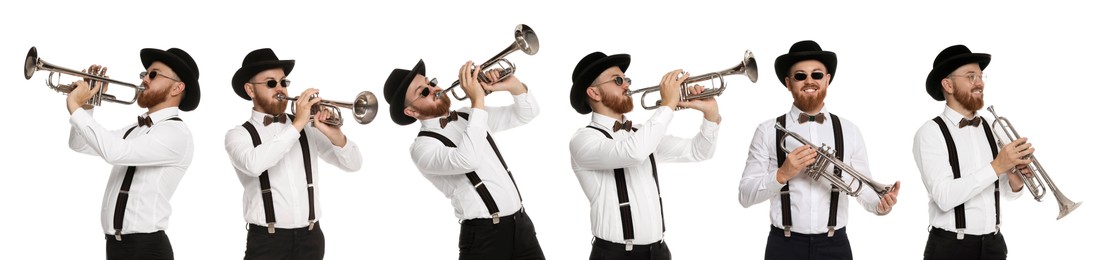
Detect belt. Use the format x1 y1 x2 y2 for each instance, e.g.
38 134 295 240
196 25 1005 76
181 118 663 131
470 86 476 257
104 230 164 241
462 208 525 226
592 237 664 253
930 227 999 241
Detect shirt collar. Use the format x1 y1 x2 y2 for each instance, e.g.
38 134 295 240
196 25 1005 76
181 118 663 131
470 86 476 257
142 107 181 124
941 105 975 124
787 104 831 124
249 110 287 126
590 112 626 131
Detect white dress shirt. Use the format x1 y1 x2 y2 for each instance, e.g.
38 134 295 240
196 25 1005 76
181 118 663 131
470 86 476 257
68 107 192 235
739 105 882 235
913 106 1022 235
410 93 539 220
570 107 720 245
225 110 363 229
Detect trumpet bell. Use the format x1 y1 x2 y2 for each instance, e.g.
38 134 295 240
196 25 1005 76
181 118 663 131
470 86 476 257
441 24 539 101
25 46 38 80
352 91 379 125
515 24 539 55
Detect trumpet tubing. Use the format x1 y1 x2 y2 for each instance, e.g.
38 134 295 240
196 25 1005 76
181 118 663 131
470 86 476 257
278 91 379 127
24 46 145 106
628 50 758 110
774 123 896 197
439 24 539 101
986 105 1082 220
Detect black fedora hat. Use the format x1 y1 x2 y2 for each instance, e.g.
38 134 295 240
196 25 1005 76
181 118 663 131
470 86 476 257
925 45 990 101
570 51 630 114
140 48 200 111
231 48 295 100
382 59 426 126
774 40 837 86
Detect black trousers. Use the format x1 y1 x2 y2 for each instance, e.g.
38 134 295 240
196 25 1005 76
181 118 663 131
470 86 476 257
458 209 545 260
588 237 671 260
105 230 174 260
764 226 853 260
245 222 325 260
923 228 1008 260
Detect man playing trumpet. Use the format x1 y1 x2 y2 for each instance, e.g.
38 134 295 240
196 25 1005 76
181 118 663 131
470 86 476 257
738 40 900 260
65 47 200 260
568 51 721 260
382 59 545 259
913 45 1030 260
224 48 363 260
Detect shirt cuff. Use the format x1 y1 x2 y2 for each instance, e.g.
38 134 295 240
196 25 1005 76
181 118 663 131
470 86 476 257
974 164 1000 184
765 170 788 190
700 119 720 136
69 108 94 127
650 106 674 123
466 108 489 132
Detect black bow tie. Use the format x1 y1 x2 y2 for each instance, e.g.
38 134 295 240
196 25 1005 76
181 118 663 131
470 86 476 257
439 111 460 128
263 114 287 126
612 120 634 132
137 116 153 127
959 117 982 128
798 113 825 124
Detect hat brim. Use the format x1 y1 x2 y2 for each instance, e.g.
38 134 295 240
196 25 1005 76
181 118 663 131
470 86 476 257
774 51 837 87
570 54 630 114
925 53 990 101
231 60 295 100
141 49 200 111
387 60 425 126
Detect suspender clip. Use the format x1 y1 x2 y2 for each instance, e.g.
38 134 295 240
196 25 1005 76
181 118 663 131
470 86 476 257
308 220 316 231
827 226 836 237
114 229 122 241
956 228 965 240
491 212 500 224
784 226 792 237
624 239 633 251
994 224 1000 235
267 223 276 235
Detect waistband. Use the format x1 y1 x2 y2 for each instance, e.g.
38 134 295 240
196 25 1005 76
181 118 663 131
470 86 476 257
592 237 665 253
770 225 847 238
104 230 165 241
461 208 525 226
930 227 1000 241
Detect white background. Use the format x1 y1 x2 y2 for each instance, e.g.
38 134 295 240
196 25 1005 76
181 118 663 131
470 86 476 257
1 0 1098 259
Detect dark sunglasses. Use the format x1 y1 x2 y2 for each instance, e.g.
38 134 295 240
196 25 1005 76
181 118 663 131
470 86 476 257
139 71 181 82
417 78 439 98
792 72 825 81
592 76 632 87
249 79 292 89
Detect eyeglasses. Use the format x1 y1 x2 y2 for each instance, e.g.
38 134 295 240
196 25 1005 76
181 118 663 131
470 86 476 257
249 79 292 89
791 71 825 81
139 71 181 82
416 78 439 98
592 76 632 87
947 73 986 84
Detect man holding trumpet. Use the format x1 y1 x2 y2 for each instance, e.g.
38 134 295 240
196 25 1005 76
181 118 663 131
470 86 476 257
738 40 900 260
224 48 363 260
381 59 545 259
568 51 721 260
64 47 200 260
913 45 1030 260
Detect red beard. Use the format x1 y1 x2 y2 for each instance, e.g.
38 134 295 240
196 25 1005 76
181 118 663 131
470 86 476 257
953 86 984 112
792 89 826 112
137 84 170 108
602 90 633 114
421 95 452 119
254 93 289 116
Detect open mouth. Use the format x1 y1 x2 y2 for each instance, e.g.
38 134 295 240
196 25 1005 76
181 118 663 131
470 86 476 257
801 86 819 93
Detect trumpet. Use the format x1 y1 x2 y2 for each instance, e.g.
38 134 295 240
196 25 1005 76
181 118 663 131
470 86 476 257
987 105 1082 220
24 46 145 106
627 50 757 110
774 123 896 197
277 91 379 127
438 24 539 101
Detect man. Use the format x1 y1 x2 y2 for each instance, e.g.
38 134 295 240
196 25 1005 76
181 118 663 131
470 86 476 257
382 59 544 259
737 40 900 260
568 51 721 260
913 45 1032 260
224 48 363 260
66 47 200 260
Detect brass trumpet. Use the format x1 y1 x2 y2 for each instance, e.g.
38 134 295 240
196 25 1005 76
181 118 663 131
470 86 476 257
277 91 379 127
775 123 896 198
987 105 1082 220
627 50 757 110
24 46 145 106
438 24 539 100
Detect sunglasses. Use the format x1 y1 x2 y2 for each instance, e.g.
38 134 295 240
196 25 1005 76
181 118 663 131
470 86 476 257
416 78 439 98
139 71 181 82
249 79 292 89
792 72 825 81
592 76 632 87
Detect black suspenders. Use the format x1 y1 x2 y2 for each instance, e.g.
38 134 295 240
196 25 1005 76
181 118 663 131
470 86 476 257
417 112 521 225
586 125 662 251
776 114 845 237
113 117 182 241
242 118 315 235
932 116 1000 239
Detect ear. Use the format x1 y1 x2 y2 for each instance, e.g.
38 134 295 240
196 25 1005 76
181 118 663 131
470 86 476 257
586 87 601 102
171 82 186 97
784 77 792 90
403 106 419 119
245 83 256 99
822 74 832 87
941 78 954 95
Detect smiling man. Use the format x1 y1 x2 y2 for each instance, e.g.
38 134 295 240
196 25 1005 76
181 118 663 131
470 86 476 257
738 40 900 260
